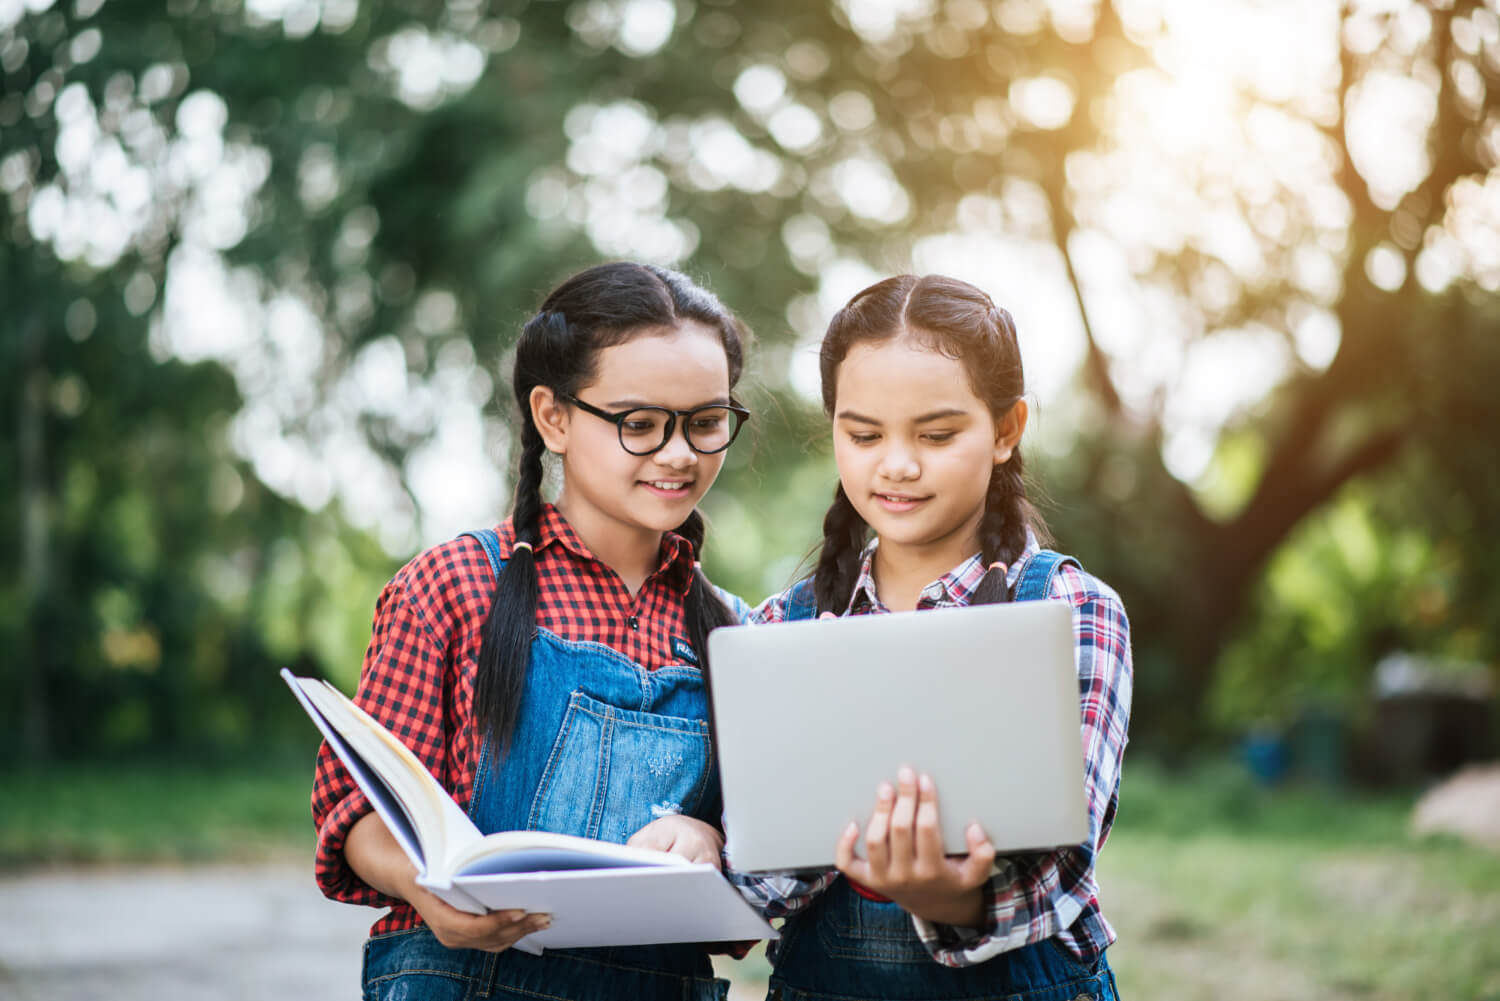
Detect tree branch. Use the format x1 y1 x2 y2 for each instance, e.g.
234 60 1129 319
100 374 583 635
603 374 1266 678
1041 180 1126 418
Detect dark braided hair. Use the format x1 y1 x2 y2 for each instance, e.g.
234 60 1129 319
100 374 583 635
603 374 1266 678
811 274 1047 614
474 262 749 750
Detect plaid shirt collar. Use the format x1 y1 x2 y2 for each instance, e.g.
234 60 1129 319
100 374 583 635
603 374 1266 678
845 533 1041 614
502 503 697 596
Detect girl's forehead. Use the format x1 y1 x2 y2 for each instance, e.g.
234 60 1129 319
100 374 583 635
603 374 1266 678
584 321 731 403
834 338 983 412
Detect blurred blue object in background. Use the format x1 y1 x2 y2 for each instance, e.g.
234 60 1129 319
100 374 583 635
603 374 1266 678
1242 725 1289 784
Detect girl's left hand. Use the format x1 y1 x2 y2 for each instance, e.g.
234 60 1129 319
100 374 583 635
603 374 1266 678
627 814 725 868
835 767 997 927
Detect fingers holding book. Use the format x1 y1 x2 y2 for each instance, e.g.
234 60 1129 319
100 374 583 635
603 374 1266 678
627 814 725 868
414 890 552 953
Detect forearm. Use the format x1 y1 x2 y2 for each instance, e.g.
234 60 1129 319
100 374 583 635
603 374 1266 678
344 812 420 903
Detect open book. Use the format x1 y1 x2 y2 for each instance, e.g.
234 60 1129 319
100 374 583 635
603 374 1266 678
282 669 775 954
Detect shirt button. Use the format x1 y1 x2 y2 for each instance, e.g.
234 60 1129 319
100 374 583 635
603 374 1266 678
626 615 639 630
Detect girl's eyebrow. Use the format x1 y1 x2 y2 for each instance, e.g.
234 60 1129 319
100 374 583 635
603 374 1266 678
912 407 971 423
836 407 971 424
835 409 881 425
604 396 732 409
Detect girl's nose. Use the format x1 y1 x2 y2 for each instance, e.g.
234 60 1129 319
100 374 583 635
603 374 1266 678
653 429 699 469
876 443 919 481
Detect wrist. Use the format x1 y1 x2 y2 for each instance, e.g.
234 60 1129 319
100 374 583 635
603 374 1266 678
904 886 986 928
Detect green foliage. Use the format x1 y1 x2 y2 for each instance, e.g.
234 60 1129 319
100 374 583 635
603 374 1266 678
0 753 321 867
4 0 1499 763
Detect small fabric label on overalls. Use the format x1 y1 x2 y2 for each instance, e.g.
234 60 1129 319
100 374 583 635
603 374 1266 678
671 636 699 665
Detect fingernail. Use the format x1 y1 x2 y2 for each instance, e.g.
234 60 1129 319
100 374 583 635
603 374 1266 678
897 766 915 784
919 773 935 792
877 782 894 800
534 915 552 928
967 822 983 840
845 821 859 837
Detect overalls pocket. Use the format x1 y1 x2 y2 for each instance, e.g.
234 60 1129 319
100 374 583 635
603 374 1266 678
362 927 495 1001
527 689 713 844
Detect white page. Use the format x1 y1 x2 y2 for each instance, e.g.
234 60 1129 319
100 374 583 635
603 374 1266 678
443 865 777 953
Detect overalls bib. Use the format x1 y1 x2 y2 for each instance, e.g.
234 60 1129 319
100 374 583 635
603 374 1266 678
765 550 1119 1001
361 529 729 1001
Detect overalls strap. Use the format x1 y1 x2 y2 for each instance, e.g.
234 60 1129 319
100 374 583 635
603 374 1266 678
461 528 505 577
1011 549 1081 603
783 577 819 622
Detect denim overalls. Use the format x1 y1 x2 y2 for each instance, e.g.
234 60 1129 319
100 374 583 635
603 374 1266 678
361 529 729 1001
764 550 1120 1001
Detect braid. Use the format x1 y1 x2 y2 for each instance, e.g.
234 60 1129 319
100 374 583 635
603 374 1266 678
971 447 1040 606
473 420 546 750
812 483 869 616
672 509 739 670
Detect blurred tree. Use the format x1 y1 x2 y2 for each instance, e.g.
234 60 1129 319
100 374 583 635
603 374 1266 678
533 0 1500 748
5 0 1497 760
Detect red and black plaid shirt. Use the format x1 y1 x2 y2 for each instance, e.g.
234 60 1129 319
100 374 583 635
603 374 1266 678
310 504 703 935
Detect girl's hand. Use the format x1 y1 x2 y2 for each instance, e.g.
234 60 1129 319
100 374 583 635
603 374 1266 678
344 811 550 952
407 883 552 952
834 767 997 927
627 814 725 868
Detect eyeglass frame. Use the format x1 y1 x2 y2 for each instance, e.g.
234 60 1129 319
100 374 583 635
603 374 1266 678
556 392 751 456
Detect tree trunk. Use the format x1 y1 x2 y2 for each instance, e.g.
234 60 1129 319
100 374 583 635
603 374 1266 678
18 311 51 762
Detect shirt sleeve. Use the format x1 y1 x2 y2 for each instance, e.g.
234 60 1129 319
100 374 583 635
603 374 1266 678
712 584 754 624
748 589 790 625
909 567 1133 966
310 574 454 908
724 867 841 918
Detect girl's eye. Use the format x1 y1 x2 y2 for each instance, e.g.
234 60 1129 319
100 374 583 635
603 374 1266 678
923 432 957 444
848 433 879 445
690 416 725 431
621 420 658 436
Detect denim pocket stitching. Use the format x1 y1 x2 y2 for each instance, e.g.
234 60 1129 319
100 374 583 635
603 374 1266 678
528 689 712 839
527 693 584 831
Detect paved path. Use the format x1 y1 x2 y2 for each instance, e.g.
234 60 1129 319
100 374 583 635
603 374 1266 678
0 864 768 1001
0 863 372 1000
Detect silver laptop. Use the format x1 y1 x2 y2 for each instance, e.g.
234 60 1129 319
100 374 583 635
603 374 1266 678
706 600 1089 873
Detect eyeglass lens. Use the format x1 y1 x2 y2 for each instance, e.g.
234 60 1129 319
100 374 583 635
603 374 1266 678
618 406 742 455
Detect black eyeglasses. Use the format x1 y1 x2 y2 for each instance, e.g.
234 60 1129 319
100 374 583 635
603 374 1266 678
558 393 750 456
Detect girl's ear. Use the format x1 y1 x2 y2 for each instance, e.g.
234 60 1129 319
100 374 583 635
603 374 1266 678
993 399 1029 465
530 386 570 454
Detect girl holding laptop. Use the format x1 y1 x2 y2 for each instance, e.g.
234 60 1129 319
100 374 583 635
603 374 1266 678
737 274 1132 1001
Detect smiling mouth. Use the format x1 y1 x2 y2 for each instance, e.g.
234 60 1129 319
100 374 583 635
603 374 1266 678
642 480 694 493
874 492 930 504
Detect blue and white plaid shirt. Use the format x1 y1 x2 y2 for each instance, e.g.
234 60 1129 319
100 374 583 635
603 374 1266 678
728 536 1133 968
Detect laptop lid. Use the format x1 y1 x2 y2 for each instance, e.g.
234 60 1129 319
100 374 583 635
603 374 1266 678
706 600 1089 873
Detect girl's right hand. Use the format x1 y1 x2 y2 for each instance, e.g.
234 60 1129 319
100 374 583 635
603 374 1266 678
404 881 552 952
345 811 551 952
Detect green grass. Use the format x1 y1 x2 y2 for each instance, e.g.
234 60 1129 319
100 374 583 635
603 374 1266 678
0 758 317 867
4 758 1498 1000
1100 762 1500 1001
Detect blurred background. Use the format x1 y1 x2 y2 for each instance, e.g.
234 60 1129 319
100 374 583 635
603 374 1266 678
2 0 1499 998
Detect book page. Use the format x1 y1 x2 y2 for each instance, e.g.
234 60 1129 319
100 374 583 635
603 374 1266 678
292 675 458 877
451 865 777 952
283 670 429 869
450 829 690 877
308 680 485 878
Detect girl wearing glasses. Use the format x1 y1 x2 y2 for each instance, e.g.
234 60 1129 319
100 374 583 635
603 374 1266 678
311 262 754 1001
